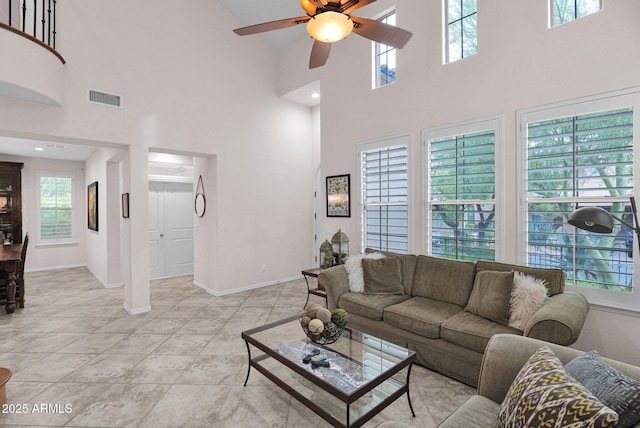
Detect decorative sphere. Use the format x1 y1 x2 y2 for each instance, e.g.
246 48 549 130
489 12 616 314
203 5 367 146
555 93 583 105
305 303 323 320
300 316 311 328
331 308 349 327
316 308 332 324
308 318 324 334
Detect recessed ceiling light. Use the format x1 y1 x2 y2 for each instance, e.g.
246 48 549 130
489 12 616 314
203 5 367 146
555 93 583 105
311 92 320 99
34 147 44 151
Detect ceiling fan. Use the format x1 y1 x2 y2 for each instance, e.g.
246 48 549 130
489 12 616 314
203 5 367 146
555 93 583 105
233 0 413 69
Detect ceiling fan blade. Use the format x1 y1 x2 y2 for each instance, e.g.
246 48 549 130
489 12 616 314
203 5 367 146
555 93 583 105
309 40 332 69
350 16 412 48
339 0 377 14
233 16 310 36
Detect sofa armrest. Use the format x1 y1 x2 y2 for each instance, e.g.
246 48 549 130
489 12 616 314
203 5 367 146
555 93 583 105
523 290 589 346
317 265 349 311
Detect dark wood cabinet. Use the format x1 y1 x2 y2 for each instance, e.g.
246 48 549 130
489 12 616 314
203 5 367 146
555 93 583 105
0 162 24 245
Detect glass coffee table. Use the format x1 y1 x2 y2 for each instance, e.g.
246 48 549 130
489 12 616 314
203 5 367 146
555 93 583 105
242 314 416 428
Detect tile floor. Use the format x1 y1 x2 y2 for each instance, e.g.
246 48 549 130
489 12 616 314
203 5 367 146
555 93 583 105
0 268 474 427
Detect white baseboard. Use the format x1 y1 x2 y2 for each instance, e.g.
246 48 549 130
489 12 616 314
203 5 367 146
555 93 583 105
25 263 86 273
198 275 303 297
85 265 123 289
123 303 151 315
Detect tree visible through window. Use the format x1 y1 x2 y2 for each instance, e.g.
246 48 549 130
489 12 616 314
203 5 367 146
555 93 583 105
374 12 397 88
37 172 74 244
526 108 633 292
447 0 477 63
551 0 601 26
428 130 496 261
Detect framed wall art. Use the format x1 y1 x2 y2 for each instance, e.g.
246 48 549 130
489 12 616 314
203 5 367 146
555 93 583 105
326 174 350 217
88 181 98 231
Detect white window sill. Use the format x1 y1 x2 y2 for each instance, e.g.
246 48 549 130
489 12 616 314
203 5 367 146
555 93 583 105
35 241 79 248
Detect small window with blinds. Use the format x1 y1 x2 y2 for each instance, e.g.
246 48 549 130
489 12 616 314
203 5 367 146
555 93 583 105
36 172 75 245
360 143 409 254
428 130 495 261
526 107 634 292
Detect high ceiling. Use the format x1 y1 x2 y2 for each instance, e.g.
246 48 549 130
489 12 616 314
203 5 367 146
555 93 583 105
218 0 309 48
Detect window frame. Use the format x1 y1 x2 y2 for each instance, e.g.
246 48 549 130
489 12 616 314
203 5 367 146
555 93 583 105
372 11 398 89
517 89 640 313
36 171 76 246
357 134 413 254
423 116 505 259
549 0 602 27
445 0 478 64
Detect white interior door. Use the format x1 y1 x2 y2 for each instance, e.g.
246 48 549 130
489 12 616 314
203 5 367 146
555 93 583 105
149 181 194 279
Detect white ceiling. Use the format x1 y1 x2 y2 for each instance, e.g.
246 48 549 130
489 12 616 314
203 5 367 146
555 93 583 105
0 136 96 161
218 0 310 48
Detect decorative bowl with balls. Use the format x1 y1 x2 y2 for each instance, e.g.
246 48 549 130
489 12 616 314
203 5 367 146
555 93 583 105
300 305 349 345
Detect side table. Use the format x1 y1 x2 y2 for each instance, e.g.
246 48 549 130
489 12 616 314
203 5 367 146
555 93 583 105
301 268 326 308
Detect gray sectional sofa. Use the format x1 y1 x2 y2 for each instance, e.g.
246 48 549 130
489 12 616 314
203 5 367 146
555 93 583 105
318 250 590 387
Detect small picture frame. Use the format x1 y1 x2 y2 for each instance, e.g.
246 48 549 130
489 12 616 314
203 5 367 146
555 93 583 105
326 174 350 217
122 193 129 218
88 181 99 231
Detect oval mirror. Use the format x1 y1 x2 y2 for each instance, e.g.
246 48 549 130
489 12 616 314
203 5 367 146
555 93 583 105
195 193 206 217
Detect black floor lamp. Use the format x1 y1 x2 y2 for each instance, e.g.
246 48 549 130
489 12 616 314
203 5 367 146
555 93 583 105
568 197 640 253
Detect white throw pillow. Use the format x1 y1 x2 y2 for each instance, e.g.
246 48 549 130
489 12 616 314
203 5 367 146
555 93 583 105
508 271 549 331
344 252 385 292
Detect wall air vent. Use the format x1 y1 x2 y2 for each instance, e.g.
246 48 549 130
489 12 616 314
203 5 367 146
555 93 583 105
88 89 122 108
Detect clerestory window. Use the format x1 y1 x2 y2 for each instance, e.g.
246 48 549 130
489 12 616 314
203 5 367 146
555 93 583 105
373 12 398 88
551 0 602 27
446 0 478 63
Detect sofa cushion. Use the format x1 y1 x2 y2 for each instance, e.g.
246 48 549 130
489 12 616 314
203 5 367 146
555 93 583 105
383 296 462 339
498 346 618 428
345 252 385 292
362 256 404 295
476 260 565 296
338 292 411 321
441 311 521 354
465 270 514 325
365 249 417 295
438 395 501 428
566 350 640 428
412 255 476 306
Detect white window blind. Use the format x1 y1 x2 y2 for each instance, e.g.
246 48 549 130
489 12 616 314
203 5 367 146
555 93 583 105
526 107 634 292
428 130 496 261
37 172 75 245
360 144 409 253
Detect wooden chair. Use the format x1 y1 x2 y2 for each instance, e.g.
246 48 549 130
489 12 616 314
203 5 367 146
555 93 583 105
15 233 28 309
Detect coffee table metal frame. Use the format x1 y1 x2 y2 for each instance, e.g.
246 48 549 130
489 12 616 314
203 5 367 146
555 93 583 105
242 314 416 428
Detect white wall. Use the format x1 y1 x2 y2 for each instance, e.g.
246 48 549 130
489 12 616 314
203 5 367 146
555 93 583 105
278 1 640 364
0 0 316 308
0 155 86 270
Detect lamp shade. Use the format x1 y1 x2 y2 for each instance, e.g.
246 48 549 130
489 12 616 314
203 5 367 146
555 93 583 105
307 11 353 43
567 206 614 234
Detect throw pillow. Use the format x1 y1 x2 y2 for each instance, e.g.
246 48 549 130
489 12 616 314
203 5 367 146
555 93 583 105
508 271 549 330
566 350 640 428
464 270 514 325
362 256 404 295
498 346 619 428
344 252 385 293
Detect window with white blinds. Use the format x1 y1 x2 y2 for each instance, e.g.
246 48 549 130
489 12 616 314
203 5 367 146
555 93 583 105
37 172 75 245
359 143 409 254
428 130 496 261
525 107 634 292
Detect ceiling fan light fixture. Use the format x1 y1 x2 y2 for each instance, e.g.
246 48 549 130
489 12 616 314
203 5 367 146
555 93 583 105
307 11 353 43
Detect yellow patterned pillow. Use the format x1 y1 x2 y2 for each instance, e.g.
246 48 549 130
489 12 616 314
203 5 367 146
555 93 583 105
498 346 619 428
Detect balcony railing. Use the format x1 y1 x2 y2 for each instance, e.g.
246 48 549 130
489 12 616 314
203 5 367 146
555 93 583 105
0 0 63 63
